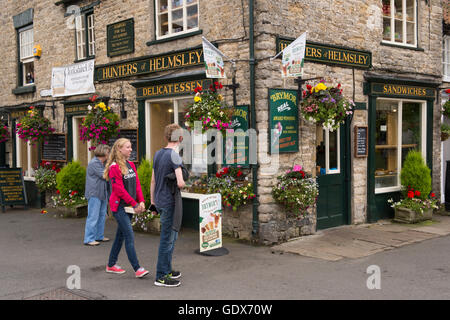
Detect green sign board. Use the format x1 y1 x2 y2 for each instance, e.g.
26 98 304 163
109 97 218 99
107 18 135 57
95 46 204 82
223 105 250 166
0 168 27 211
136 78 212 99
370 82 435 98
277 37 372 69
268 88 299 154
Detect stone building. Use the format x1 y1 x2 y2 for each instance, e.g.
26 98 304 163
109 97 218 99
0 0 446 245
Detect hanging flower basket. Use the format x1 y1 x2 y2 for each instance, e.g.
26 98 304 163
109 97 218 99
441 123 450 141
442 100 450 118
16 106 55 144
79 100 120 151
300 81 354 130
0 124 10 143
184 82 233 133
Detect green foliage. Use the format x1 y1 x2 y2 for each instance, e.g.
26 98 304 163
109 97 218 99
442 100 450 118
137 157 153 209
400 150 431 200
34 167 57 192
56 161 86 197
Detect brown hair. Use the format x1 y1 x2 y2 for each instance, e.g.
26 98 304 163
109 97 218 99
164 123 182 142
103 138 130 180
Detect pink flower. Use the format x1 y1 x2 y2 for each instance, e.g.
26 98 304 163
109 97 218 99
293 165 302 172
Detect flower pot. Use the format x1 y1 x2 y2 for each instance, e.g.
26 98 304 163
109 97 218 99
394 207 433 224
51 204 88 218
133 217 161 234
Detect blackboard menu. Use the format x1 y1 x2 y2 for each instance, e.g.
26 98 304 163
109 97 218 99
223 105 250 167
107 18 135 57
0 168 27 210
108 129 138 162
42 134 67 162
268 88 299 153
354 126 368 158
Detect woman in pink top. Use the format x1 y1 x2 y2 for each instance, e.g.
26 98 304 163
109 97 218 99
103 138 149 278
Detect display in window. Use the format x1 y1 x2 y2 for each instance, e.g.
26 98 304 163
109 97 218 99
401 102 421 166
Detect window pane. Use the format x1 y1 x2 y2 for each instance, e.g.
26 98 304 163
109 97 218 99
88 15 95 56
24 62 34 84
382 0 391 17
172 8 183 33
394 0 403 20
20 29 33 60
316 127 325 176
383 17 391 41
329 130 338 171
375 100 399 189
76 15 86 60
187 4 198 29
394 19 403 43
172 0 182 9
406 0 414 21
159 13 169 36
401 102 422 166
150 101 174 157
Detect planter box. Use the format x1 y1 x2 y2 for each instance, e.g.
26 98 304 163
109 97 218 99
133 217 161 234
394 207 433 224
50 204 88 218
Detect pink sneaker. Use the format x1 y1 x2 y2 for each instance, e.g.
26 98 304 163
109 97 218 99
135 268 149 278
106 265 126 274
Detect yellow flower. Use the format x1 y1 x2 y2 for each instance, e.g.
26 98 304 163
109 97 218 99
97 102 106 110
194 96 202 103
314 83 327 92
218 94 223 101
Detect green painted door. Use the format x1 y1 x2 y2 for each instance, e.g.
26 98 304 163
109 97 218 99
316 125 348 230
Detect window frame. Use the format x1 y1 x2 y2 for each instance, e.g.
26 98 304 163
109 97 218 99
374 97 427 194
18 25 34 87
382 0 417 48
155 0 199 41
75 12 95 61
443 35 450 82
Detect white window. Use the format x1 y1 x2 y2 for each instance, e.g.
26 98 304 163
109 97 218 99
19 27 34 86
375 98 427 193
443 36 450 82
75 13 95 60
316 127 340 175
382 0 417 47
156 0 199 40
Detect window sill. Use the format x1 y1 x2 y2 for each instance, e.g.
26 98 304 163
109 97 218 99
380 41 424 51
74 56 95 64
12 85 36 95
146 30 202 46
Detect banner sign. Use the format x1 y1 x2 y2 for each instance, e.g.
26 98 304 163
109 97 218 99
224 105 250 166
277 37 372 69
281 32 306 78
268 88 299 153
202 37 226 78
52 60 95 97
199 193 222 253
107 18 135 57
0 168 27 212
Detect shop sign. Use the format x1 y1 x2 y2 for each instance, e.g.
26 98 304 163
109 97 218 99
268 88 299 153
370 83 435 98
96 46 204 82
52 60 96 97
202 36 226 78
277 37 372 69
281 32 307 78
0 168 27 211
223 105 249 166
64 104 89 115
107 18 135 57
10 110 27 119
42 134 67 162
199 193 222 253
136 79 212 99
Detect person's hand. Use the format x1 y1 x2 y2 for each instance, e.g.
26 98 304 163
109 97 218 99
133 205 143 214
139 202 145 212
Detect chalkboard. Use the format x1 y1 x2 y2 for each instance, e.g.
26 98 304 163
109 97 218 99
0 168 27 212
108 129 138 162
42 134 67 162
354 126 368 158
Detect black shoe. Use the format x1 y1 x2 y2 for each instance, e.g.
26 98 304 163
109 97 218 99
169 270 181 279
154 275 180 287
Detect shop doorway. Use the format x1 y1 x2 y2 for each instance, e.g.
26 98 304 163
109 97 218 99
72 116 93 167
316 125 349 230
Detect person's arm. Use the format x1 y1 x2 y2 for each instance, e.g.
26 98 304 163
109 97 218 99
130 162 145 212
88 159 105 180
109 164 138 208
150 169 156 206
175 167 185 189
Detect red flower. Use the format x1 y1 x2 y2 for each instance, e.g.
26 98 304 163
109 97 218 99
237 170 243 177
407 191 414 199
415 190 421 197
431 192 436 198
56 190 60 194
223 167 229 174
446 89 450 94
89 95 98 102
194 86 203 93
216 172 222 178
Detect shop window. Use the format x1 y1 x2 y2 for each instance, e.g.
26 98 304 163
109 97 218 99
16 136 38 179
382 0 417 47
75 13 95 60
443 36 450 82
146 97 206 174
156 0 199 40
19 26 34 86
316 126 340 175
375 99 426 193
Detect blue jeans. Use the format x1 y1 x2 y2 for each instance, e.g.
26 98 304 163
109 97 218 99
156 206 178 280
84 197 107 244
108 206 141 272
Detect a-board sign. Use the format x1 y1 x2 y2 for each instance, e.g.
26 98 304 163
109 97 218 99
223 105 250 167
42 134 67 162
199 193 222 253
107 18 135 57
108 129 138 162
268 88 299 154
0 168 27 211
354 126 368 158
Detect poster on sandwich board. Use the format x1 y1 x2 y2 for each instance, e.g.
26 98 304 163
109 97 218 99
199 193 222 252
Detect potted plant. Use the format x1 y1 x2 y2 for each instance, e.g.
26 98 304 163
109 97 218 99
300 81 354 130
272 164 319 216
16 106 55 144
442 99 450 118
441 123 450 141
388 150 438 223
0 124 10 143
34 161 62 206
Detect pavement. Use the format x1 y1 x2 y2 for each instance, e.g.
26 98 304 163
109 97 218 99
1 207 450 300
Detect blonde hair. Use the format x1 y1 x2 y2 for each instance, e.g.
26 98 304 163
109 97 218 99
94 144 111 157
103 138 130 180
164 123 182 142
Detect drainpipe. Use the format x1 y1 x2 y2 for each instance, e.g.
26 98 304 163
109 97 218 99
249 0 259 240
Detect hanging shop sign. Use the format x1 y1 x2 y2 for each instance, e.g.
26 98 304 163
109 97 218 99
202 36 227 78
42 134 67 162
223 105 250 166
276 37 372 69
281 32 307 78
0 168 27 212
268 88 299 154
52 59 96 97
95 46 204 82
136 78 212 99
199 193 223 253
107 18 135 57
369 83 435 98
354 126 368 158
108 129 138 162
